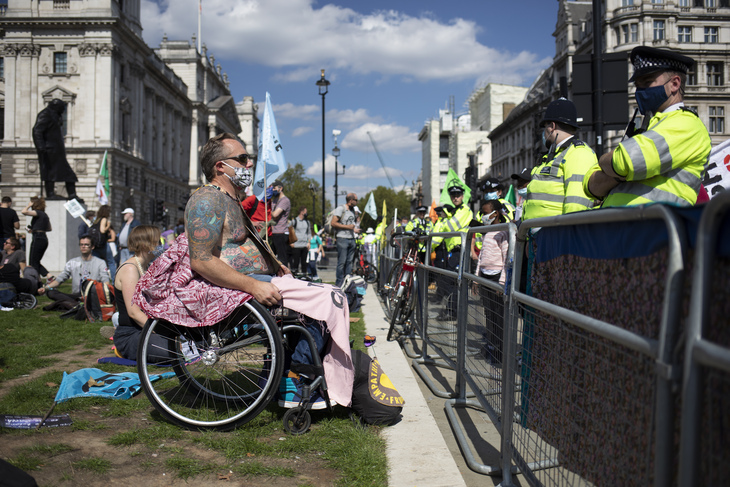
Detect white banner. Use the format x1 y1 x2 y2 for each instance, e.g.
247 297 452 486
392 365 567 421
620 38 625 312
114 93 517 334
704 139 730 199
364 192 377 220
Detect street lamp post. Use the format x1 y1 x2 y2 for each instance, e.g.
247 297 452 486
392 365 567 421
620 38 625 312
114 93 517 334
316 69 330 229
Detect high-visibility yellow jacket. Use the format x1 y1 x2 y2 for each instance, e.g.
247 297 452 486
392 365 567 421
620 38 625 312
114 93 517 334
405 217 433 251
584 107 710 207
498 198 516 221
431 204 473 252
523 137 598 220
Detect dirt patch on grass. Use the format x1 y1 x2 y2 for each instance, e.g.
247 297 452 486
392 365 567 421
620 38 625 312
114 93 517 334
0 342 342 486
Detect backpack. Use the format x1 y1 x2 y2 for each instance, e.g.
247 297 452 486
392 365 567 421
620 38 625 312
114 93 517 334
342 275 366 312
0 282 16 308
81 279 116 322
350 349 404 425
87 223 103 248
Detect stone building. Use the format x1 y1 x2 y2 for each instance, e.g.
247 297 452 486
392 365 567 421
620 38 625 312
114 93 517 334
419 84 527 208
0 0 254 234
489 0 730 187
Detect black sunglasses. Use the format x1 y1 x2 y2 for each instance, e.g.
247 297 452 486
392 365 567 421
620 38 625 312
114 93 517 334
221 154 250 165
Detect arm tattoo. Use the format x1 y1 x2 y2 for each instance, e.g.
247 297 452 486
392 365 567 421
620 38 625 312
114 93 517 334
185 189 226 262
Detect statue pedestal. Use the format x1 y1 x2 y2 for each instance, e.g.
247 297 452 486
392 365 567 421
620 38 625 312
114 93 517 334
25 200 83 274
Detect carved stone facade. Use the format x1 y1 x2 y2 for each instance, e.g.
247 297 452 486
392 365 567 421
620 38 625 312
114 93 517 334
0 0 252 236
489 0 730 186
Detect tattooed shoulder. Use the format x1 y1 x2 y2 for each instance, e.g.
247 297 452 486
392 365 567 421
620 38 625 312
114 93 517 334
185 187 227 261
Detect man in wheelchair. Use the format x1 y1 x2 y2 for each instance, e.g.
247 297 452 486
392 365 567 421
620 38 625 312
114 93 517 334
137 133 354 411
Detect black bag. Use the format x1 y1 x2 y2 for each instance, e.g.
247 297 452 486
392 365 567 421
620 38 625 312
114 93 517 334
350 349 404 425
87 222 103 248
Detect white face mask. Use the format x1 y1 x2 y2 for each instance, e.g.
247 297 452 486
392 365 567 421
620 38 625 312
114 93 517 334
481 211 497 225
222 162 252 190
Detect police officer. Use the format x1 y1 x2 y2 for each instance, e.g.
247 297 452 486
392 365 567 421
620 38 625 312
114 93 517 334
523 98 597 220
430 183 475 320
481 177 515 221
405 205 433 263
584 46 710 206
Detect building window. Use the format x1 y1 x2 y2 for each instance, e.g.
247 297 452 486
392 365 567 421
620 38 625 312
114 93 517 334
678 26 692 43
707 62 723 86
704 27 719 43
709 106 725 133
53 52 67 74
53 0 70 8
651 0 663 4
706 0 716 7
622 0 634 5
687 66 697 85
0 58 3 79
653 20 665 40
679 0 690 5
630 24 638 42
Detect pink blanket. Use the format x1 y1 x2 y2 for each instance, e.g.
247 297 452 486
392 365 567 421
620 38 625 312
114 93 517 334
133 233 354 406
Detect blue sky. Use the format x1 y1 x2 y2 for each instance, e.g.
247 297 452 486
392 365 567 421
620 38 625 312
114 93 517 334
141 0 560 203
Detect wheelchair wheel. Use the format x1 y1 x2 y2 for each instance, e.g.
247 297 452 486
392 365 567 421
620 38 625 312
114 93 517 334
283 407 311 435
14 293 37 310
137 300 284 431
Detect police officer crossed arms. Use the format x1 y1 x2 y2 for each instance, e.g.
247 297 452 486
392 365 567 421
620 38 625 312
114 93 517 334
523 98 598 221
584 47 710 207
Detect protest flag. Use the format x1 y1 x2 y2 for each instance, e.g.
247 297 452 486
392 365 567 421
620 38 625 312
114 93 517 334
253 92 287 201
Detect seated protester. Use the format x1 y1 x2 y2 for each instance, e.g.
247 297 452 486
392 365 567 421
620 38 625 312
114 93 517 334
38 236 110 306
0 237 39 294
112 225 172 363
157 133 353 410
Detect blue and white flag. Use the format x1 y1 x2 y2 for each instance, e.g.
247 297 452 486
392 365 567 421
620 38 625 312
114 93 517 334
364 193 377 220
253 92 287 200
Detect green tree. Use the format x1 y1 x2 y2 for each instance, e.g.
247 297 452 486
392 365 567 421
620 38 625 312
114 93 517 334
279 163 332 230
357 186 411 231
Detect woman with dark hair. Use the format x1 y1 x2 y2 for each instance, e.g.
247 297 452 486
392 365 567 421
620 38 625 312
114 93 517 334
21 198 52 278
91 204 111 264
111 225 170 362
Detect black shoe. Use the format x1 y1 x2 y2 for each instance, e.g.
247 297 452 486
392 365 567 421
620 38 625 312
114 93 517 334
68 195 85 205
46 194 66 201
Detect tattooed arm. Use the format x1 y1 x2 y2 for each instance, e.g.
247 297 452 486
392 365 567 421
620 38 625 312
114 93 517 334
185 188 282 306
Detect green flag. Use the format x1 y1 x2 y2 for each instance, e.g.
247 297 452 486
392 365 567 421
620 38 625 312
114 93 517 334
439 168 471 206
505 185 517 207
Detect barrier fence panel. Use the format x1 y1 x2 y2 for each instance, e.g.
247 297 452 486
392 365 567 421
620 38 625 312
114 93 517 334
679 192 730 486
411 231 465 398
503 206 689 487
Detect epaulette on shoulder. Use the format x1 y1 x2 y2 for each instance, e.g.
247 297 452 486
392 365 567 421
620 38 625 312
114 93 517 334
680 106 699 117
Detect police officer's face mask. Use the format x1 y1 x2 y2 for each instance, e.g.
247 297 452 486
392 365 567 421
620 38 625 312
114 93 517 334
635 79 670 115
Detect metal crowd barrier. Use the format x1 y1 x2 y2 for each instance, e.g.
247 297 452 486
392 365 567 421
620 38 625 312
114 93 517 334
679 192 730 486
373 200 726 486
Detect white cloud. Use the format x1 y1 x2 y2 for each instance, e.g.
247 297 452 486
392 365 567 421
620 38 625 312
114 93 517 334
342 123 420 154
292 126 313 137
141 0 548 85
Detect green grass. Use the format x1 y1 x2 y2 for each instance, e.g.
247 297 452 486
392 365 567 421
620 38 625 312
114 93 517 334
0 291 387 485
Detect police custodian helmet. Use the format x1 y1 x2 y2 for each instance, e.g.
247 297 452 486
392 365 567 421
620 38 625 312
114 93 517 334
540 97 578 129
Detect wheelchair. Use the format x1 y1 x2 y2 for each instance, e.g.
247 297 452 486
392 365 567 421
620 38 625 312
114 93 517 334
136 299 332 434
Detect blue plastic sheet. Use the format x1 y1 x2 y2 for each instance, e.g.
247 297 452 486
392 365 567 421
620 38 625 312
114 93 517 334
54 368 175 403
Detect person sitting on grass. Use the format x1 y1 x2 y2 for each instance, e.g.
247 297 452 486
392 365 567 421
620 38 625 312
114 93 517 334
111 225 172 363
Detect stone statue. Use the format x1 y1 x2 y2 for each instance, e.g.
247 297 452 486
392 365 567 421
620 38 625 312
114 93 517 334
32 99 80 201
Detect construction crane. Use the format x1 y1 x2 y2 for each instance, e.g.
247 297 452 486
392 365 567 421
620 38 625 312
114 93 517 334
367 131 395 189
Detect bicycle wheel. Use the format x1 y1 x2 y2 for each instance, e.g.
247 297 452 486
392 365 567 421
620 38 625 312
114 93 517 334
137 300 284 431
387 293 405 342
364 263 378 284
383 261 403 319
393 271 415 326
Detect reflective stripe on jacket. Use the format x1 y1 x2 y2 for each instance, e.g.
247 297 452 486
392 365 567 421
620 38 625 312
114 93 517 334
523 138 597 220
584 108 710 207
431 205 473 251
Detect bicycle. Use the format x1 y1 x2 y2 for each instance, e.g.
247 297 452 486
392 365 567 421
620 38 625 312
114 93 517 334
384 229 423 341
353 243 378 283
